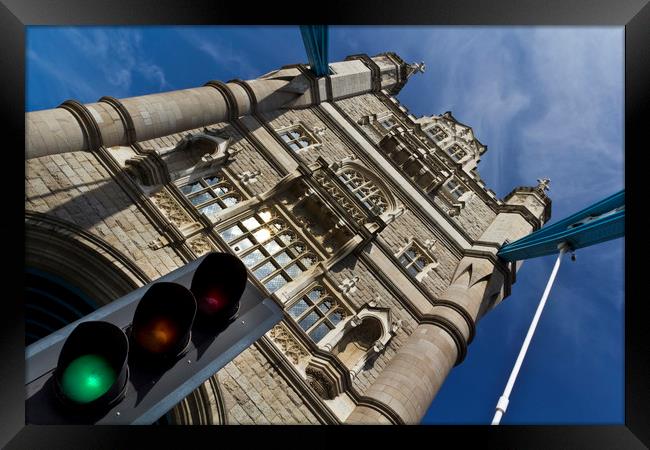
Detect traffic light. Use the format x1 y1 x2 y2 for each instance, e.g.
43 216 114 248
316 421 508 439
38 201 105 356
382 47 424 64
25 252 283 424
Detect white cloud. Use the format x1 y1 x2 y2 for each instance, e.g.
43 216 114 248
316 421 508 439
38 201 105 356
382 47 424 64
27 48 99 101
60 28 170 92
177 29 261 80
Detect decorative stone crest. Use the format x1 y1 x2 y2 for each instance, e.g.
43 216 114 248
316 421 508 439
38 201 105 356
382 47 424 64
338 276 360 295
188 235 213 256
152 189 194 228
237 170 261 185
268 323 309 365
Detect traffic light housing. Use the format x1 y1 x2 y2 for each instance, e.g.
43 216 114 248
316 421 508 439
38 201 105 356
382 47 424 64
53 321 129 413
130 282 196 360
25 251 283 424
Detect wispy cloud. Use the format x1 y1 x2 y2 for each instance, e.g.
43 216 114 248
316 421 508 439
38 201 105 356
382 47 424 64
27 48 99 101
177 29 261 80
61 28 170 92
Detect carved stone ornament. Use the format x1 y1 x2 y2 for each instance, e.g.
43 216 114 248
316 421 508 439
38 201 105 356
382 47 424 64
237 170 261 185
188 235 213 256
305 366 337 400
338 276 360 295
152 189 194 228
268 323 309 365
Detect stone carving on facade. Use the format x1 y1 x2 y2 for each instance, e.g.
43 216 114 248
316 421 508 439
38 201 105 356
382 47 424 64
338 276 360 295
237 170 261 185
306 366 337 400
312 126 327 137
315 172 366 226
188 235 213 256
268 323 309 365
152 189 194 228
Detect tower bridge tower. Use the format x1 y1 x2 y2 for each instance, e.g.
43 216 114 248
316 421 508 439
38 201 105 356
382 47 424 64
25 51 550 424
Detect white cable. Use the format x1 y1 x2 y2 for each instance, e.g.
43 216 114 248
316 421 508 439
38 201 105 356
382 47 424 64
491 244 568 425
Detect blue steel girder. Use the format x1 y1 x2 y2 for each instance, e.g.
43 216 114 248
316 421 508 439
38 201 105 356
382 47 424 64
497 190 624 262
299 25 329 77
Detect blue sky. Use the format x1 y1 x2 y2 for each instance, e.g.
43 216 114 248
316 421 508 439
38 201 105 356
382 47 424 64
26 26 624 424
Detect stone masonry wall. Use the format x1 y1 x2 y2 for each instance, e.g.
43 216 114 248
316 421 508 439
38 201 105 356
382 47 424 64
433 194 497 241
25 151 184 281
327 254 418 395
217 344 321 424
378 209 460 298
138 121 282 197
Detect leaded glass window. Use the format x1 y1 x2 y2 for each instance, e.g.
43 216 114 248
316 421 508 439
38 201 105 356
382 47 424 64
180 174 241 219
279 127 314 152
379 116 397 130
337 169 388 214
287 286 347 342
219 210 318 293
398 245 430 278
447 144 468 163
425 125 448 142
444 178 468 200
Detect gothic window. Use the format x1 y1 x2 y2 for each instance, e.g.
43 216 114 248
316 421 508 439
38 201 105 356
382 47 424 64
446 144 468 163
287 286 348 343
179 173 241 219
398 244 430 277
219 209 318 293
278 125 316 152
425 125 449 142
378 116 397 130
337 169 389 214
444 178 468 201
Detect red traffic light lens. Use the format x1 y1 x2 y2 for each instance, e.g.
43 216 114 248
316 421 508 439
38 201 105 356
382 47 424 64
133 316 180 354
191 253 247 322
197 287 230 315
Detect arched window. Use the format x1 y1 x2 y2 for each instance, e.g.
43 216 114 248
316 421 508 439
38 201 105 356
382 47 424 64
180 172 242 219
276 124 319 153
287 286 348 343
446 144 468 163
444 177 468 201
337 168 389 214
219 209 318 293
425 124 448 142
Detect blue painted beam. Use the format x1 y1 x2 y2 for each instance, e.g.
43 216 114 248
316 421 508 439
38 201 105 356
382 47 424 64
498 190 624 262
299 25 329 77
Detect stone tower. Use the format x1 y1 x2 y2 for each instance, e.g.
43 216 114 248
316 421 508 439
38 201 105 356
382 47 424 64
25 51 551 424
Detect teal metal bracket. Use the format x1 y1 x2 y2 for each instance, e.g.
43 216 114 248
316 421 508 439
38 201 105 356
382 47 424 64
498 190 624 262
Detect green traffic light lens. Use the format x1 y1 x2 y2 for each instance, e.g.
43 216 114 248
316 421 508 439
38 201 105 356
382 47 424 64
60 354 116 404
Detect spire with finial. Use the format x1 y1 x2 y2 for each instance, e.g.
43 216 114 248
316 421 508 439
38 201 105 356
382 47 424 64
406 61 426 78
536 177 551 192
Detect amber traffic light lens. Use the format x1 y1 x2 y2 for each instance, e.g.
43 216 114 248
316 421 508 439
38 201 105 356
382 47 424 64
133 316 180 354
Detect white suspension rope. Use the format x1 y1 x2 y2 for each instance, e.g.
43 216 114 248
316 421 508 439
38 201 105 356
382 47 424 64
491 243 569 425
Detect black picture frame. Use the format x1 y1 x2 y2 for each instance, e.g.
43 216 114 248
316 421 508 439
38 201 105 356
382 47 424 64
3 1 647 448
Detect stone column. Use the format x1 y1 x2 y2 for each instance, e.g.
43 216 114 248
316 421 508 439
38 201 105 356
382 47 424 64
346 185 551 424
26 53 422 160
